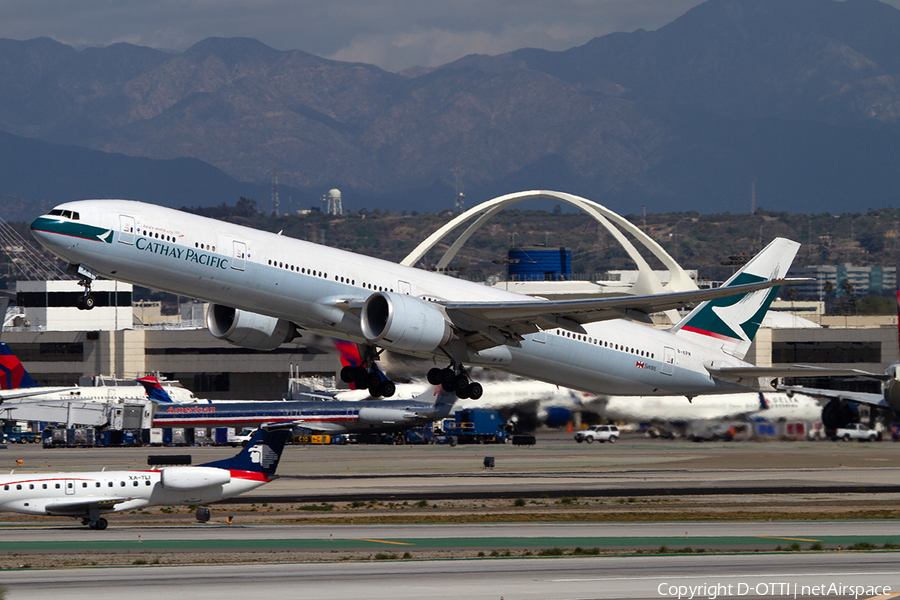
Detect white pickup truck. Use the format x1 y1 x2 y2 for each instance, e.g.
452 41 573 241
830 423 878 442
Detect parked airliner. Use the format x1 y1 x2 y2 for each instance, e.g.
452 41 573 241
144 377 457 433
31 196 809 399
0 426 290 529
0 343 197 403
598 391 823 425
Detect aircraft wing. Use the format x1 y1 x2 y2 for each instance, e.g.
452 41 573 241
44 497 133 516
294 420 349 434
707 365 891 383
442 278 798 350
778 386 889 410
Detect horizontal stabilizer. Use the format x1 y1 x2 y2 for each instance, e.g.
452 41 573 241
778 385 889 410
708 365 891 382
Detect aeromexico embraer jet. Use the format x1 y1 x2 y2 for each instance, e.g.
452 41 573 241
32 196 827 400
0 426 290 529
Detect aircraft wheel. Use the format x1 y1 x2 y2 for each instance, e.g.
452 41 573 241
351 366 368 381
81 518 91 526
95 518 108 530
441 380 456 393
467 382 483 400
455 385 470 399
368 383 383 397
439 368 455 385
82 294 95 310
340 366 355 383
453 374 469 391
427 368 442 385
366 373 382 389
380 381 396 398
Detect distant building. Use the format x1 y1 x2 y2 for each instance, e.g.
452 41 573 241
789 264 896 299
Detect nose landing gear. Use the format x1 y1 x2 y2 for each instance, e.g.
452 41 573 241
69 263 97 311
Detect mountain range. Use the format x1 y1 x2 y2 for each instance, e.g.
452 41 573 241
2 0 900 221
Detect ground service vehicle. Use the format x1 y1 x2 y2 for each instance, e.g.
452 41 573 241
441 410 509 444
830 423 878 442
575 425 619 443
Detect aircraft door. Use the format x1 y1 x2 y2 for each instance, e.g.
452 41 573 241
65 479 75 495
661 346 676 375
232 240 247 271
119 215 135 245
398 280 411 295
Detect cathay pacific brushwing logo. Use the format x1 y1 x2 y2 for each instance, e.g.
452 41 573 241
682 271 781 341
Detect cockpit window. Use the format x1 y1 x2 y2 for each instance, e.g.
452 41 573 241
47 209 79 220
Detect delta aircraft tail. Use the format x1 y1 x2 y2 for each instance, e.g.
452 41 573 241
671 237 800 360
137 376 175 403
0 342 38 390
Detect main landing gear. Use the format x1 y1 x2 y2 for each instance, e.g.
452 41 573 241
81 517 108 530
427 366 483 400
340 362 396 398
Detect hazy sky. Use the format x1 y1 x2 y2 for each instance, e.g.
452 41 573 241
0 0 741 72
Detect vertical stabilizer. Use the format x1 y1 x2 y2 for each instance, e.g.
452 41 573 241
671 238 800 360
201 426 291 477
0 342 38 390
137 376 174 403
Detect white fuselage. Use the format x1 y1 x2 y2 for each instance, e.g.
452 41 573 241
2 384 195 404
0 468 263 517
32 200 755 397
601 391 823 423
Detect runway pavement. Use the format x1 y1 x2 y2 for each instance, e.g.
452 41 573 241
3 552 900 600
3 433 900 597
3 432 899 502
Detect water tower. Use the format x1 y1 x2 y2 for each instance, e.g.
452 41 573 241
322 189 343 215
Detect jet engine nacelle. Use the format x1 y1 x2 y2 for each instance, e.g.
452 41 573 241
207 304 294 351
357 407 420 425
160 466 231 490
821 398 860 429
360 292 452 353
883 377 900 413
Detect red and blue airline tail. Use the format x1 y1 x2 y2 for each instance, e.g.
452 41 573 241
0 343 38 390
201 426 291 477
333 339 362 368
137 376 174 403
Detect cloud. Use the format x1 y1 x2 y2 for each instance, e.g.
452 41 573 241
0 0 898 72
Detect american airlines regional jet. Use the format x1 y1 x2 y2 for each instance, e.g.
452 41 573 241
31 196 810 400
